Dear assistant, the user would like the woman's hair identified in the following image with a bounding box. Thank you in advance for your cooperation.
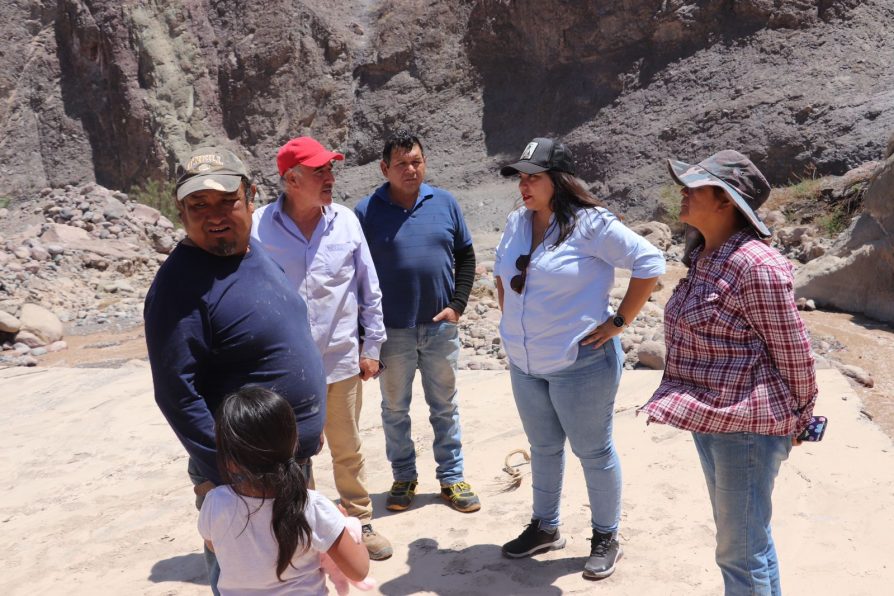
[545,170,607,247]
[215,386,312,580]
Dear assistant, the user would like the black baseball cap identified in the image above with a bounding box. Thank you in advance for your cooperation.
[667,150,772,237]
[500,137,576,177]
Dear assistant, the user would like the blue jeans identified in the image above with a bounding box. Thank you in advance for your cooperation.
[379,322,465,485]
[187,459,221,596]
[692,432,793,596]
[509,338,623,532]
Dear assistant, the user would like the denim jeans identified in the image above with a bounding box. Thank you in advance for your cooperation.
[509,338,623,532]
[379,321,464,485]
[692,432,793,596]
[187,459,221,596]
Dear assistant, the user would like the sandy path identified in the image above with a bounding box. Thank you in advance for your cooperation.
[1,365,891,595]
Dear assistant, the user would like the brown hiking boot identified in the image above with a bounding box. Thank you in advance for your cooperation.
[361,524,393,561]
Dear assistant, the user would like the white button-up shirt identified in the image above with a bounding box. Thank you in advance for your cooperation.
[495,207,666,375]
[252,198,386,384]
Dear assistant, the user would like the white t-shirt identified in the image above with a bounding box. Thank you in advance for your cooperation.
[198,486,346,595]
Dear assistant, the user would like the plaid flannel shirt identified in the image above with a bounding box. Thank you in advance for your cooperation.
[640,229,817,436]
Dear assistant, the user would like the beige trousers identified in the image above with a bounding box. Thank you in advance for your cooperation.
[324,375,373,521]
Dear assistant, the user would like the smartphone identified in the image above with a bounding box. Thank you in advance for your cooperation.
[372,361,387,380]
[797,416,827,442]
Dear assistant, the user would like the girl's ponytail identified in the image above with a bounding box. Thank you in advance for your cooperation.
[271,458,312,579]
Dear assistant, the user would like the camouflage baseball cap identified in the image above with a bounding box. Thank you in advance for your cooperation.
[175,147,250,201]
[667,150,772,237]
[500,137,576,176]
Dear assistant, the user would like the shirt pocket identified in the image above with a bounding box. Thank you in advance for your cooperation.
[679,281,723,330]
[320,242,354,280]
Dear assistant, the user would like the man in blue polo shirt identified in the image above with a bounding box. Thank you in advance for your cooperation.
[355,131,479,514]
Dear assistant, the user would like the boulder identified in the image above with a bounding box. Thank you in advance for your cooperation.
[637,340,666,370]
[630,221,673,251]
[131,203,161,225]
[795,153,894,322]
[40,223,141,259]
[18,303,64,345]
[100,196,128,220]
[13,330,44,349]
[0,310,21,334]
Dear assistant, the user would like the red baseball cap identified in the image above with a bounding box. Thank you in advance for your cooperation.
[276,137,344,176]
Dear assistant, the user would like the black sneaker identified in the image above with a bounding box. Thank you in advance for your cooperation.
[502,520,566,558]
[385,480,418,511]
[583,530,622,579]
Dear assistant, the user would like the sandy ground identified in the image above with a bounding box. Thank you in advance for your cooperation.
[2,363,892,595]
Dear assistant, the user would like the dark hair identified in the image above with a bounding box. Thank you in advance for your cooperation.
[215,386,311,581]
[382,130,424,164]
[544,171,607,247]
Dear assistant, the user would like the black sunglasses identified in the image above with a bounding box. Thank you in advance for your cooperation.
[510,254,531,293]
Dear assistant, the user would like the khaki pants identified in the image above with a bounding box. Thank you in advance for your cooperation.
[324,375,372,521]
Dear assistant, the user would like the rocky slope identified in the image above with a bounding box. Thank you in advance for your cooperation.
[2,1,893,225]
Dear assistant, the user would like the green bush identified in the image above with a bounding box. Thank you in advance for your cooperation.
[785,177,823,204]
[655,183,684,233]
[0,196,9,209]
[816,207,848,237]
[131,179,180,226]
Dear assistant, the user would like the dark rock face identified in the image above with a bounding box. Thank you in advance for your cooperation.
[1,0,891,226]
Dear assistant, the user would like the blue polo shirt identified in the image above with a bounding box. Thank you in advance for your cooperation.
[355,182,472,329]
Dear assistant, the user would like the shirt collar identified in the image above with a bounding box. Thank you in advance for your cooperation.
[691,227,759,266]
[271,192,337,235]
[374,182,434,209]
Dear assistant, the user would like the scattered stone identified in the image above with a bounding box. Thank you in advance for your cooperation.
[13,330,44,348]
[834,362,874,388]
[796,297,817,311]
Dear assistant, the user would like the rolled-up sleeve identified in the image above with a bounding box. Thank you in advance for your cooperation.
[354,226,386,360]
[740,264,818,427]
[587,214,666,279]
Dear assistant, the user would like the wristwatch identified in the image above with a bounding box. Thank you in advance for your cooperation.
[612,314,627,329]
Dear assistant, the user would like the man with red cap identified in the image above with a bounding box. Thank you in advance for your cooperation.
[252,137,392,560]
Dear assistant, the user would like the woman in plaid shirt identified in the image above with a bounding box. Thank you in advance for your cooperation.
[640,150,817,595]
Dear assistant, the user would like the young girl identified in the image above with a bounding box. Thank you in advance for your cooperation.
[199,386,370,594]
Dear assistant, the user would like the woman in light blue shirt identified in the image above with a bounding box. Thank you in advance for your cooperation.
[494,138,665,580]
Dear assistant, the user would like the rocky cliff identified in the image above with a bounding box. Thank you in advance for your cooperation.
[2,0,892,223]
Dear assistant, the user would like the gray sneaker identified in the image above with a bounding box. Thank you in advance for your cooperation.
[502,520,566,558]
[583,530,622,579]
[385,480,418,511]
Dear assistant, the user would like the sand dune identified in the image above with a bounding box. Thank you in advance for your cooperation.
[1,364,891,595]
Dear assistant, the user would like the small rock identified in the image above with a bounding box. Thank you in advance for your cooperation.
[637,340,666,370]
[834,362,874,387]
[15,330,45,348]
[14,354,38,367]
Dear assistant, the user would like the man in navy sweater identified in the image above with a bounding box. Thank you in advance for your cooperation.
[144,147,326,593]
